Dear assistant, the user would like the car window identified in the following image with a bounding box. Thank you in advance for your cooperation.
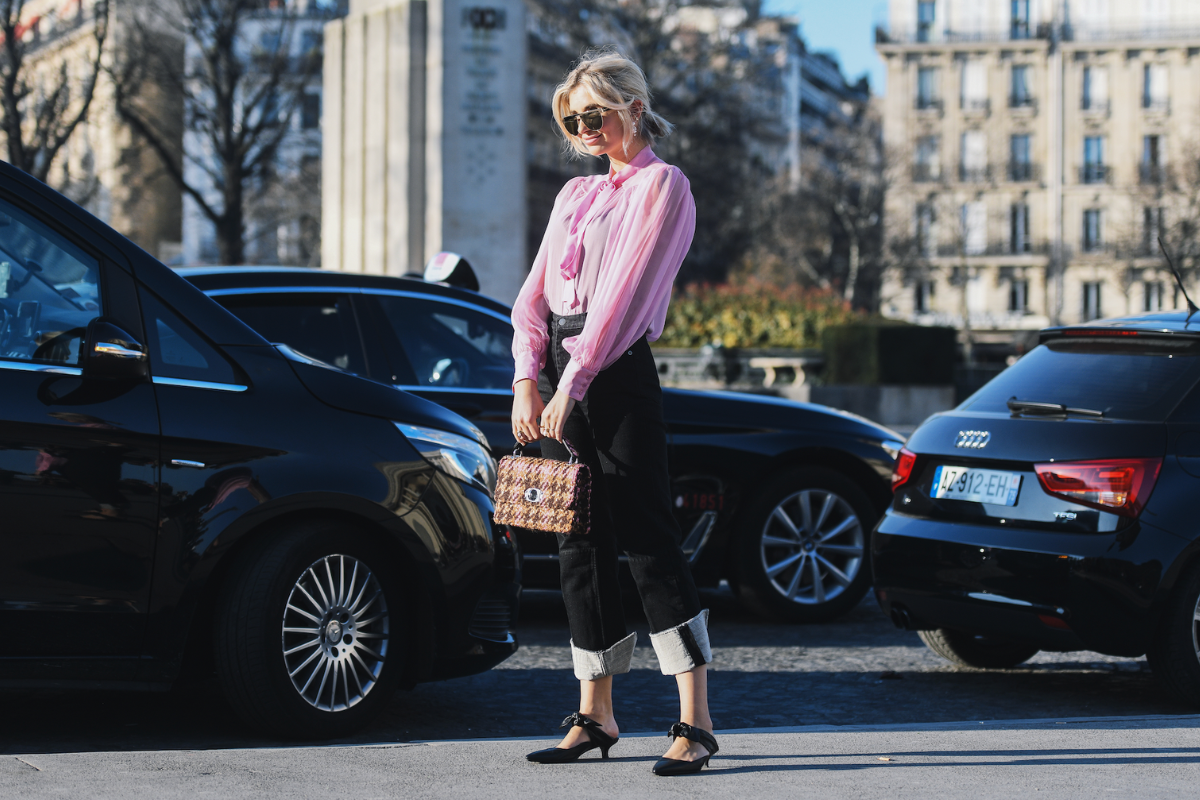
[961,336,1200,421]
[218,293,367,375]
[377,295,514,389]
[141,289,240,386]
[0,197,100,367]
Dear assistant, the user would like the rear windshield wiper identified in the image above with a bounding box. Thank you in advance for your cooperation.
[1007,398,1105,418]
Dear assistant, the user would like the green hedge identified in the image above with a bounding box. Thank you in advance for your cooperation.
[822,323,957,385]
[658,282,863,349]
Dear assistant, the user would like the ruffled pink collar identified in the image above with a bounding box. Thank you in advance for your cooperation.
[557,148,661,307]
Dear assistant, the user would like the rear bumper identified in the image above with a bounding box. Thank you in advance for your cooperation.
[871,511,1187,657]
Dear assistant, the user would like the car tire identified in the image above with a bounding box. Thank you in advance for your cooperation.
[214,520,405,739]
[1146,561,1200,707]
[735,467,876,623]
[918,628,1040,669]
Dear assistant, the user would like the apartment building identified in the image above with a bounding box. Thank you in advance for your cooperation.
[182,4,331,266]
[877,0,1200,357]
[524,3,870,274]
[1,0,183,260]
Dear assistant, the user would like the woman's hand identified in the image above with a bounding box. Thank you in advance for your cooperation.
[540,389,577,442]
[512,379,545,445]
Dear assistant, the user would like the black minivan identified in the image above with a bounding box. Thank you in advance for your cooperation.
[874,313,1200,705]
[0,162,518,737]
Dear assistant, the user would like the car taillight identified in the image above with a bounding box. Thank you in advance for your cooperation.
[1033,457,1163,517]
[892,448,917,491]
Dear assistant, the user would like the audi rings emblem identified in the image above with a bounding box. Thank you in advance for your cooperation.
[954,430,991,449]
[524,487,544,503]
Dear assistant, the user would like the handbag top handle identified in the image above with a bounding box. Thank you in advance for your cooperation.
[512,437,579,465]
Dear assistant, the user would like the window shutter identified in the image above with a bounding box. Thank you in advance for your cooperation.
[1092,66,1108,105]
[962,130,987,171]
[963,201,987,255]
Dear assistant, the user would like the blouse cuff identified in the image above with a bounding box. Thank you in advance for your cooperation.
[512,350,544,392]
[558,359,598,401]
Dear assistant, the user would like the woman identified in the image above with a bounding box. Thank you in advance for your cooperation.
[511,51,717,776]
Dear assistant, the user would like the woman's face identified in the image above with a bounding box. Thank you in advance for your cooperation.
[566,86,633,160]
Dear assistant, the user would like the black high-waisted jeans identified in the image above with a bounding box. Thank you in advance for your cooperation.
[538,311,711,680]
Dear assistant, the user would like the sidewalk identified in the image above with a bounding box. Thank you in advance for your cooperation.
[4,714,1198,799]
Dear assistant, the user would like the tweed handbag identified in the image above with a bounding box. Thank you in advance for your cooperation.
[493,438,591,536]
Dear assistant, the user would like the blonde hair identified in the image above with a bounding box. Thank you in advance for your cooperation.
[552,49,674,157]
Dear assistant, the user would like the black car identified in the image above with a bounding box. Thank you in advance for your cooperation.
[181,267,904,623]
[0,162,518,738]
[875,312,1200,704]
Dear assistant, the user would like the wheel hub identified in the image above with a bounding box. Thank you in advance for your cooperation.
[758,488,864,606]
[281,554,390,712]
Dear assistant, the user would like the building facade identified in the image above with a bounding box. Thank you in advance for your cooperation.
[3,0,183,261]
[877,0,1200,358]
[182,5,329,266]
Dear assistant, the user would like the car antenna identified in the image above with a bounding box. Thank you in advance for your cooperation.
[1158,236,1198,324]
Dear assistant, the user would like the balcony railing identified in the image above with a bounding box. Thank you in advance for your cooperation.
[958,164,991,183]
[880,21,1200,46]
[915,97,943,112]
[1081,99,1110,114]
[1008,94,1037,111]
[1010,21,1033,40]
[1080,240,1113,255]
[1142,98,1171,114]
[1008,162,1041,182]
[1063,23,1200,43]
[876,23,1051,45]
[1140,164,1168,184]
[961,97,990,114]
[912,164,942,183]
[933,241,1050,257]
[1080,164,1110,184]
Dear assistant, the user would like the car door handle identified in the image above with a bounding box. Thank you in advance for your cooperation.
[94,342,147,360]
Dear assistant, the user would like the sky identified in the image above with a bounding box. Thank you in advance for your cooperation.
[763,0,890,96]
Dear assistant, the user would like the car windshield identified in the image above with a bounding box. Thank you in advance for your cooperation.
[960,335,1200,421]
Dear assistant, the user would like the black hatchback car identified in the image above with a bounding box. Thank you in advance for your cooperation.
[875,313,1200,704]
[0,162,518,738]
[181,267,905,623]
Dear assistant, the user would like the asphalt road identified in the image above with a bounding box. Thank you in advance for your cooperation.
[0,586,1187,756]
[4,716,1199,799]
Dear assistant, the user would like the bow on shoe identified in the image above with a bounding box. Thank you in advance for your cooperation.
[667,722,720,756]
[561,712,602,733]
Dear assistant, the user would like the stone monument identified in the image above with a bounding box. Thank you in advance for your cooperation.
[323,0,528,303]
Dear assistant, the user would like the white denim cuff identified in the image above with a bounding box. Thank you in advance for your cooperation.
[570,632,637,681]
[649,609,712,675]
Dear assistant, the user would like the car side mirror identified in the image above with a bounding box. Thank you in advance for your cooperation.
[82,317,149,381]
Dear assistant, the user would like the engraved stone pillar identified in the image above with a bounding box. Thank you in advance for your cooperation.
[324,0,527,303]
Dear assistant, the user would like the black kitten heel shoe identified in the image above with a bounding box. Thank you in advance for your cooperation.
[526,712,619,763]
[652,722,720,776]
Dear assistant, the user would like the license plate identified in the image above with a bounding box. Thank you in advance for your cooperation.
[930,465,1023,506]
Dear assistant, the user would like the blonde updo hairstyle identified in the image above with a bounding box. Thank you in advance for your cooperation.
[552,49,674,157]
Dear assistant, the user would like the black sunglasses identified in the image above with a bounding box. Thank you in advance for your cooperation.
[562,107,611,136]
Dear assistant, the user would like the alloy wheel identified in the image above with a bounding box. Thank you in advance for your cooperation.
[758,489,864,605]
[281,554,390,712]
[1193,593,1200,665]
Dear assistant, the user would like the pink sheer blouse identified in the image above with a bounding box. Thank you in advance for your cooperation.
[511,147,697,401]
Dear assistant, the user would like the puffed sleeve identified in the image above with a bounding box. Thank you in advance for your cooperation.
[556,166,696,400]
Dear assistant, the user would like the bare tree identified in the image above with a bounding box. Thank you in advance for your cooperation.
[0,0,109,186]
[740,103,888,309]
[1113,138,1200,311]
[524,0,778,284]
[110,0,325,264]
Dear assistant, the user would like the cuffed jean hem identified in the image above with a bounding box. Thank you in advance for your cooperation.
[649,609,712,675]
[571,632,638,681]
